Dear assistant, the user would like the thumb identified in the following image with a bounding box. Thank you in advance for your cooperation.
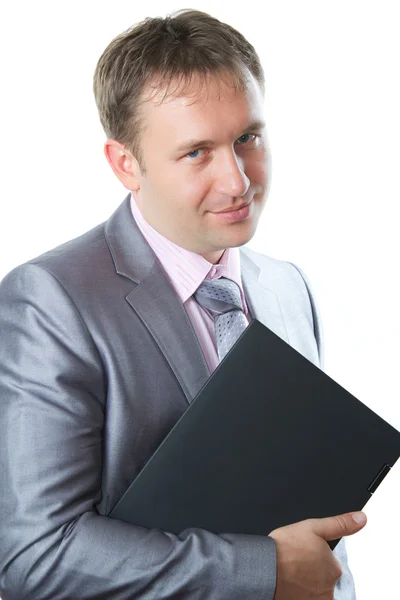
[311,511,367,542]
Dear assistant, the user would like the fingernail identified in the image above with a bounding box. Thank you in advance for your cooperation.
[352,512,367,524]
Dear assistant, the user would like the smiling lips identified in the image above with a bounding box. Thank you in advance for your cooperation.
[216,201,250,213]
[211,200,252,222]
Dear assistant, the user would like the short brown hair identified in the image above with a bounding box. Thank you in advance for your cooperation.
[93,9,264,168]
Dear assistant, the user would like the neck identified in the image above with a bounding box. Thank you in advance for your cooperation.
[200,249,225,264]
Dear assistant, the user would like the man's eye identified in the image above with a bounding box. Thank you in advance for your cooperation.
[236,133,256,144]
[187,149,202,158]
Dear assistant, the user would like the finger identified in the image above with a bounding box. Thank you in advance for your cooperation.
[311,511,367,542]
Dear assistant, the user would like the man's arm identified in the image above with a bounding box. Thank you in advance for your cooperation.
[0,263,276,600]
[287,262,325,369]
[287,261,358,600]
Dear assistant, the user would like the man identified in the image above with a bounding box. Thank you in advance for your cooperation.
[0,9,366,600]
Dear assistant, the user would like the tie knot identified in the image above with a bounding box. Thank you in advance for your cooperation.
[194,277,243,317]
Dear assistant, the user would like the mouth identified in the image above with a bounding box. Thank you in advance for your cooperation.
[215,201,251,214]
[210,200,253,223]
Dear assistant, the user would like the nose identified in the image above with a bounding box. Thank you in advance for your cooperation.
[213,148,250,198]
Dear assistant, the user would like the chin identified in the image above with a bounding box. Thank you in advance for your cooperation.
[213,231,254,254]
[227,220,258,248]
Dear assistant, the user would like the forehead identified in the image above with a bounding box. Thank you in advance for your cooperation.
[139,71,265,140]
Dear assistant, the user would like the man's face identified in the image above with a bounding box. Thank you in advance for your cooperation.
[132,71,270,263]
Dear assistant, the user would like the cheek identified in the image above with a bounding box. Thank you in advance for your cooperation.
[180,170,213,210]
[246,149,270,182]
[246,156,270,192]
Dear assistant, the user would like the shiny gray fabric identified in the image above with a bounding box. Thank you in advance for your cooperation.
[0,195,356,599]
[194,277,248,360]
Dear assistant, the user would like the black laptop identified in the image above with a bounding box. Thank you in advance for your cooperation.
[110,319,400,549]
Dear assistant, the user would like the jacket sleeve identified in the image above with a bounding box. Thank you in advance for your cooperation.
[0,263,276,600]
[287,262,325,370]
[287,261,357,600]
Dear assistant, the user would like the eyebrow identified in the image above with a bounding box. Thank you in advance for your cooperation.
[175,120,266,154]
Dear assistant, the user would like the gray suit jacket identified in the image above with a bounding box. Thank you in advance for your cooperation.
[0,196,356,599]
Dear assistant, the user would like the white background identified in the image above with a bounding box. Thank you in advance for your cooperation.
[0,1,399,598]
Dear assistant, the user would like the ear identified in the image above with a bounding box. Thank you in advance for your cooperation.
[104,139,142,190]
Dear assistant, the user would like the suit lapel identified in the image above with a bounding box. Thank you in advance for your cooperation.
[105,196,210,404]
[240,249,289,343]
[126,276,211,403]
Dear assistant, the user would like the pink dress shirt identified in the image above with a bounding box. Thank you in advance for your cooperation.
[130,193,251,374]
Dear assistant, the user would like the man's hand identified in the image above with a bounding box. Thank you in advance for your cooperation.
[269,511,367,600]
